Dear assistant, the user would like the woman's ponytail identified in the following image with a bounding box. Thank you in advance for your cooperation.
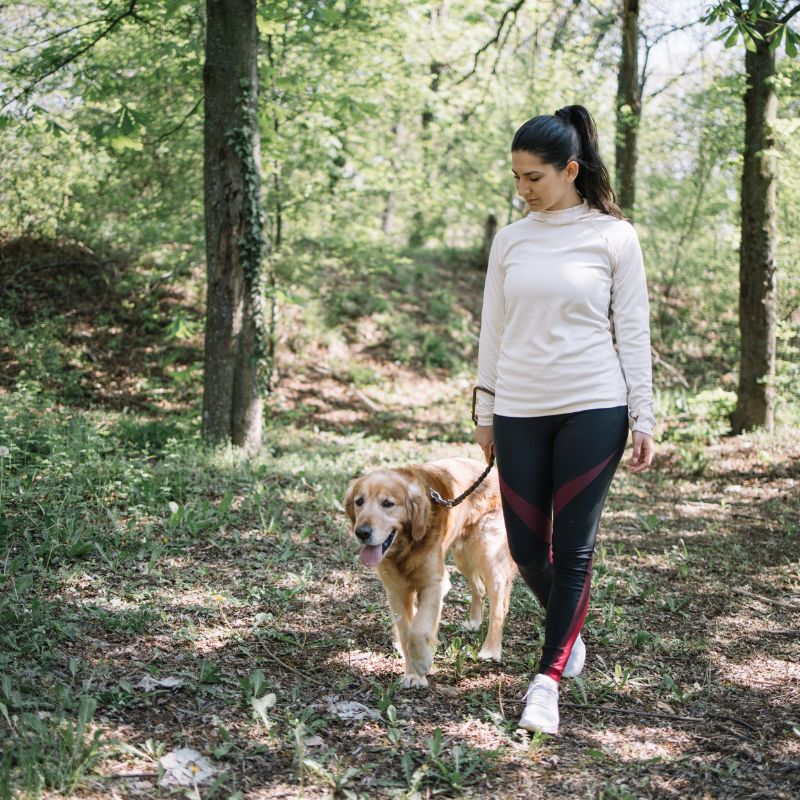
[512,105,624,220]
[555,105,623,219]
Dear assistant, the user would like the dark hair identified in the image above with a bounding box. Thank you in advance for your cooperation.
[511,105,624,219]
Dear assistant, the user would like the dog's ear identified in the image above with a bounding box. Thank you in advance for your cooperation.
[343,479,357,522]
[406,482,430,540]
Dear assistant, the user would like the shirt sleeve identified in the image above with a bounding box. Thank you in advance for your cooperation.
[610,223,656,436]
[476,234,504,426]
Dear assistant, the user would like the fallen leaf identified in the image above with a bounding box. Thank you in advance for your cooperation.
[158,747,216,787]
[325,699,381,721]
[252,692,277,728]
[136,676,184,691]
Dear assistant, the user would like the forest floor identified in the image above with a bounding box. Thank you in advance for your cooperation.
[1,239,799,799]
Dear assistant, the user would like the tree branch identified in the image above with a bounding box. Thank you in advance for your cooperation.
[0,16,108,54]
[1,0,140,111]
[457,0,527,84]
[144,96,204,146]
[639,20,705,96]
[779,3,800,24]
[551,0,583,51]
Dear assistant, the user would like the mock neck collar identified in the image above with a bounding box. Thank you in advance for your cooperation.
[527,198,591,224]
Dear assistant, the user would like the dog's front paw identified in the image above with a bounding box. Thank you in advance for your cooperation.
[408,635,434,676]
[477,646,502,663]
[461,618,481,632]
[400,673,429,689]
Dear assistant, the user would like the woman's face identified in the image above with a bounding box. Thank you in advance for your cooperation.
[511,151,580,212]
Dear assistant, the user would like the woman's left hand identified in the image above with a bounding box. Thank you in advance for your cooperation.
[628,431,654,473]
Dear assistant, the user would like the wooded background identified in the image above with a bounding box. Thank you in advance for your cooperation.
[1,4,800,798]
[1,0,798,442]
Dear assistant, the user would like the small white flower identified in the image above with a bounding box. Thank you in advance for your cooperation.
[0,446,9,457]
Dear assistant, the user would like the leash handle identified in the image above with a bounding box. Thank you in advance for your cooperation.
[429,385,497,508]
[471,385,496,425]
[429,454,495,508]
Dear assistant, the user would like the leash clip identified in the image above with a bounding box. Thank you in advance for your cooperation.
[429,488,454,508]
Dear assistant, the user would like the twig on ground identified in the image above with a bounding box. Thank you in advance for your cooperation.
[256,640,328,687]
[731,587,800,612]
[103,773,159,780]
[711,723,755,743]
[309,364,380,412]
[498,673,504,720]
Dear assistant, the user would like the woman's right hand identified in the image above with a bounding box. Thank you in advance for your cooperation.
[475,424,494,464]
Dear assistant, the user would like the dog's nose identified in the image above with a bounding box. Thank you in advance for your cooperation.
[355,525,372,542]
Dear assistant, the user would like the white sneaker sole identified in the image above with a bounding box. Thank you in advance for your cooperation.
[518,716,558,735]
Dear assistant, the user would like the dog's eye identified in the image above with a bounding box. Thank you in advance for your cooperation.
[381,499,395,508]
[355,497,364,507]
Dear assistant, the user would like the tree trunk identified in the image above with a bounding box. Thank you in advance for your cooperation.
[202,0,264,449]
[481,213,497,267]
[615,0,640,220]
[731,21,778,434]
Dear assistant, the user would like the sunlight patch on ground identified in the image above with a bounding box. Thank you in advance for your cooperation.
[575,724,699,762]
[324,648,401,678]
[714,653,800,697]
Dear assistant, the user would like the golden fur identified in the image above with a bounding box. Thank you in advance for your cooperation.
[344,457,517,688]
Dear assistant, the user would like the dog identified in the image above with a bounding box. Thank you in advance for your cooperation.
[344,457,517,688]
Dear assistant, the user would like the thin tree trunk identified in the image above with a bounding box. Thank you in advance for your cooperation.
[732,20,778,434]
[615,0,640,220]
[202,0,264,449]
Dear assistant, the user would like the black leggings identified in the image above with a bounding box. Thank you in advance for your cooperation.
[493,406,628,681]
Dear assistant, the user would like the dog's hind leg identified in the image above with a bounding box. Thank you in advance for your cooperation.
[478,572,511,663]
[463,575,485,631]
[452,549,485,631]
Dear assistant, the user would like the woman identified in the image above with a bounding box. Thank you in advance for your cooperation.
[474,105,655,734]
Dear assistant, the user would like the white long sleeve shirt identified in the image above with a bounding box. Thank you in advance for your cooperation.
[476,199,655,435]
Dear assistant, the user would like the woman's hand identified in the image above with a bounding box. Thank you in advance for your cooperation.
[628,431,654,473]
[475,424,494,464]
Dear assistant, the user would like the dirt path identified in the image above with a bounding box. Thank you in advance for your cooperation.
[43,398,797,800]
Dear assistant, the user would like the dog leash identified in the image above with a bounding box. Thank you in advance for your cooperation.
[429,453,495,508]
[429,385,496,509]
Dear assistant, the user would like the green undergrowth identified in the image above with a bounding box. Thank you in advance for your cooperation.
[275,238,484,372]
[1,237,798,797]
[1,383,798,797]
[0,392,484,797]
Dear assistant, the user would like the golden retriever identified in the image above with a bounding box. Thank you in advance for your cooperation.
[344,457,517,688]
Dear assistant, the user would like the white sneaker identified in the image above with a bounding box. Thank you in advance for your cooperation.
[518,674,559,734]
[562,634,585,678]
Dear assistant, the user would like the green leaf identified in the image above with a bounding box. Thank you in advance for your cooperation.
[257,17,285,35]
[787,29,799,58]
[743,31,758,52]
[768,25,784,50]
[45,118,69,137]
[723,25,740,48]
[218,490,234,517]
[108,135,143,152]
[14,574,33,597]
[116,105,138,135]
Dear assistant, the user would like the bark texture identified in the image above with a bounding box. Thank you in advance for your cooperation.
[615,0,640,220]
[202,0,263,449]
[732,20,778,434]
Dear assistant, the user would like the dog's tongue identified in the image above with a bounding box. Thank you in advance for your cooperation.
[359,544,384,568]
